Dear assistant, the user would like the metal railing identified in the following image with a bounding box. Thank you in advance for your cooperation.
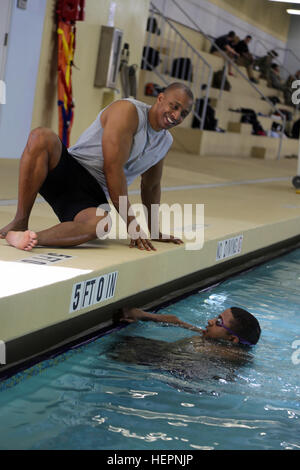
[166,0,287,160]
[252,40,300,113]
[254,39,295,81]
[254,41,300,77]
[142,2,213,131]
[276,47,300,76]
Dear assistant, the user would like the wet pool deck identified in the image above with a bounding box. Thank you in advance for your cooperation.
[1,151,300,375]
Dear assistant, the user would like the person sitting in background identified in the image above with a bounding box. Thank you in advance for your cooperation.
[234,35,259,84]
[269,63,296,106]
[254,50,278,81]
[210,31,239,76]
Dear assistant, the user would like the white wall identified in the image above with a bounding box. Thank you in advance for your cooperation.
[0,0,47,159]
[0,0,12,81]
[284,16,300,76]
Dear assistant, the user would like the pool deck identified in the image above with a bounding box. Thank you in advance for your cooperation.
[1,150,300,376]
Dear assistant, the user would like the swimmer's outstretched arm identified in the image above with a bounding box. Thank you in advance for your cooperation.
[120,307,204,334]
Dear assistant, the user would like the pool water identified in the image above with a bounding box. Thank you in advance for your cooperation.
[0,249,300,450]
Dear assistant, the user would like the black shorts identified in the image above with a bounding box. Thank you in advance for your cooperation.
[39,143,109,222]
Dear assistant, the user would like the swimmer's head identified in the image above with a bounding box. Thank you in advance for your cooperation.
[202,307,261,346]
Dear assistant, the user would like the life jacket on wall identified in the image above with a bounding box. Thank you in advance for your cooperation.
[56,0,85,146]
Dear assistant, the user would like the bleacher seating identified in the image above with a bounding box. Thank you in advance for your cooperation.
[138,25,300,160]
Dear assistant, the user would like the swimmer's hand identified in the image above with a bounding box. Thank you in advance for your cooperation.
[151,231,183,245]
[119,307,147,323]
[119,308,204,333]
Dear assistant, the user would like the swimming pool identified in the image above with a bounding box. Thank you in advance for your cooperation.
[0,248,299,450]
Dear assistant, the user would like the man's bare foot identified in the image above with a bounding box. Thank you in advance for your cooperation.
[0,219,28,239]
[5,230,38,251]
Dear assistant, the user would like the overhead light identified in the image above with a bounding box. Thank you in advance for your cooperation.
[287,8,300,13]
[269,0,300,4]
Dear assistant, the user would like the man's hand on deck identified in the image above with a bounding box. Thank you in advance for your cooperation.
[128,231,183,250]
[128,222,156,251]
[151,231,184,245]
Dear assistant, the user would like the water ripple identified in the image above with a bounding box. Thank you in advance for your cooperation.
[103,403,280,430]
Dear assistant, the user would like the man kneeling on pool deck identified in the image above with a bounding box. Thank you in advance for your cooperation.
[119,306,261,347]
[0,82,193,252]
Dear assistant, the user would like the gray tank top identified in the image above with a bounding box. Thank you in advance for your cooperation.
[68,99,173,198]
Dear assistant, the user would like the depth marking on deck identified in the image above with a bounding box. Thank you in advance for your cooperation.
[69,271,118,313]
[19,253,74,265]
[216,234,243,261]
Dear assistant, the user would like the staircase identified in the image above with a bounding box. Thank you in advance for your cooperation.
[137,1,300,161]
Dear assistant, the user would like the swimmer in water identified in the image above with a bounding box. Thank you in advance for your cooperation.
[119,306,261,347]
[109,306,261,382]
